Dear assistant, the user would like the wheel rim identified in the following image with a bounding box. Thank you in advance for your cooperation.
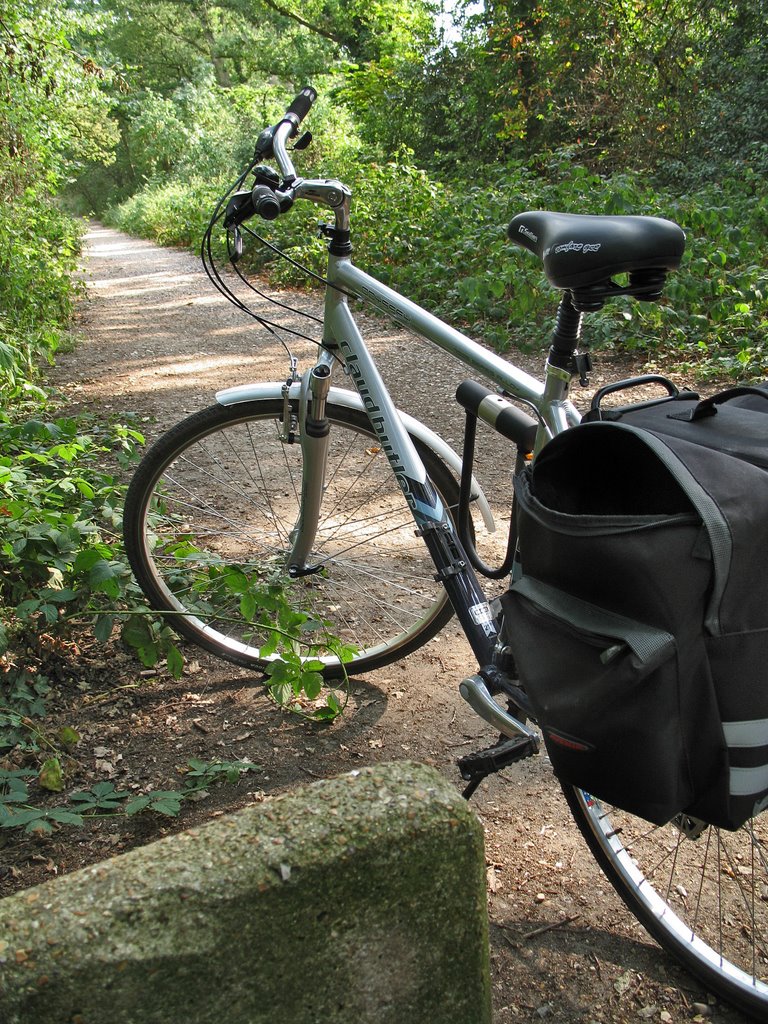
[132,406,451,670]
[571,788,768,1015]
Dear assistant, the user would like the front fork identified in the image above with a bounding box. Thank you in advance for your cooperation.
[286,355,334,576]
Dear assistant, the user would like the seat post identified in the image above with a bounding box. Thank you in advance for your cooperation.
[548,291,583,369]
[548,291,592,386]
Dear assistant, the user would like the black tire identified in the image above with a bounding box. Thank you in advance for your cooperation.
[123,399,459,676]
[563,785,768,1019]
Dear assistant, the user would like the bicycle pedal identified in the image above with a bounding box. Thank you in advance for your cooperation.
[458,733,539,784]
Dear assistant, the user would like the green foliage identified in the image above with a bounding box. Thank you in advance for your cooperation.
[0,759,261,833]
[74,0,435,98]
[0,0,118,198]
[0,409,192,751]
[337,0,766,182]
[96,79,365,220]
[0,673,51,754]
[0,200,84,404]
[1,413,149,626]
[0,0,117,412]
[0,406,352,839]
[688,2,768,182]
[61,0,765,379]
[114,130,765,376]
[110,177,219,248]
[140,552,355,718]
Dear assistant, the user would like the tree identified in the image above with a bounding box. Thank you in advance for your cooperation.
[402,0,751,174]
[0,0,117,199]
[76,0,436,95]
[686,0,768,180]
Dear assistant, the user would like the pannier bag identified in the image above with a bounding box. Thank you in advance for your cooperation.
[502,406,768,829]
[583,379,768,466]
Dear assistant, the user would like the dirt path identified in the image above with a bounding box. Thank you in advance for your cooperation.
[21,224,750,1023]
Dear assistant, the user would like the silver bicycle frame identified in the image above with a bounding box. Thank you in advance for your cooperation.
[327,254,580,440]
[289,254,579,666]
[230,124,582,667]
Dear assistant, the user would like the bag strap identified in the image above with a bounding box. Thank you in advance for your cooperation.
[668,386,768,422]
[593,423,733,635]
[512,576,676,669]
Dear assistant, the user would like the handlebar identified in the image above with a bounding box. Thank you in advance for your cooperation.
[222,87,351,235]
[251,184,281,221]
[253,86,317,169]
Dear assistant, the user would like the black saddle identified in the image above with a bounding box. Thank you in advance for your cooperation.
[508,211,686,291]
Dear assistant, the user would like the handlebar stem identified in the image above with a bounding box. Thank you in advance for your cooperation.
[294,180,351,232]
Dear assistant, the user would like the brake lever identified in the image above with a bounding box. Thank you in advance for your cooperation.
[224,190,255,229]
[253,126,275,161]
[231,227,243,263]
[292,131,312,151]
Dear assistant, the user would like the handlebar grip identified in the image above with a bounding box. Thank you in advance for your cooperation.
[251,185,281,221]
[284,86,317,126]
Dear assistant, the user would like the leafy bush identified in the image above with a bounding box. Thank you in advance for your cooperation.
[0,412,176,659]
[0,406,354,833]
[0,197,84,402]
[111,177,220,249]
[0,759,262,835]
[106,118,766,377]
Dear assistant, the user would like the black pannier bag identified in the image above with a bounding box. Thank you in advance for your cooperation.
[583,378,768,464]
[502,413,768,829]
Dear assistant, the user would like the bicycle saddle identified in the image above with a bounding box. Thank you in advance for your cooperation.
[507,211,686,290]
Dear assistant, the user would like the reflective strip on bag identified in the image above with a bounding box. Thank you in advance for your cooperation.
[729,763,768,797]
[723,719,768,748]
[723,721,768,796]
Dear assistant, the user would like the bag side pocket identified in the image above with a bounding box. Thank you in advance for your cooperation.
[503,576,690,825]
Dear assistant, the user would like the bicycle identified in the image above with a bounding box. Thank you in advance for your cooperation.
[123,87,768,1019]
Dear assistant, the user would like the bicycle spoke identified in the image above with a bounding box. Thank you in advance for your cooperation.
[566,787,768,1018]
[124,400,456,675]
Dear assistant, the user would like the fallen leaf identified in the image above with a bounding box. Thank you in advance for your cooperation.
[613,970,633,996]
[58,726,80,749]
[38,758,64,792]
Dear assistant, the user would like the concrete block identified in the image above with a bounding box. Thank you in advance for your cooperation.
[0,762,491,1024]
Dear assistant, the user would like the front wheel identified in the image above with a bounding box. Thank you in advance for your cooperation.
[564,785,768,1019]
[123,399,459,677]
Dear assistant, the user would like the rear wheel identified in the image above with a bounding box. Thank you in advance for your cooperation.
[123,399,459,676]
[564,786,768,1019]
